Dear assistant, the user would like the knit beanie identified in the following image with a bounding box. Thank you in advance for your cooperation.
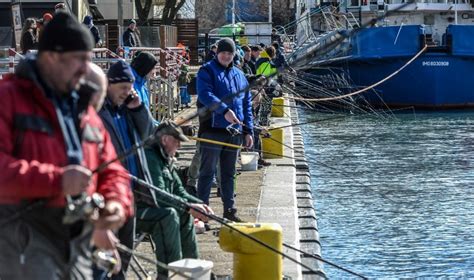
[38,12,94,53]
[217,38,235,54]
[107,60,135,84]
[130,51,158,77]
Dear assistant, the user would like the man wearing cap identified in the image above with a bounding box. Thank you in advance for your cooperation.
[137,120,213,278]
[123,19,140,47]
[0,12,133,279]
[130,51,158,111]
[98,60,155,279]
[196,37,254,222]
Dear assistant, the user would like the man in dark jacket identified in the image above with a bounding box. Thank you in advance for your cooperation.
[204,44,217,63]
[0,12,133,279]
[83,15,102,47]
[98,60,155,279]
[248,45,262,74]
[197,38,254,222]
[141,121,214,278]
[122,19,140,47]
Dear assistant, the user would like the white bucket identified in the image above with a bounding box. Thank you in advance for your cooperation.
[240,151,259,171]
[168,258,214,280]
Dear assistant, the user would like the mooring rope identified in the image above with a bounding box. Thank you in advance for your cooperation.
[286,45,428,102]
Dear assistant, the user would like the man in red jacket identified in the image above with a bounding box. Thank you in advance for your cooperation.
[0,12,133,279]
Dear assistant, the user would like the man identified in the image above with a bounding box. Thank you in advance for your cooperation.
[140,121,214,278]
[205,44,217,63]
[197,38,254,222]
[241,45,254,75]
[85,62,107,111]
[122,19,140,47]
[130,51,158,111]
[249,45,262,74]
[0,12,133,279]
[271,28,282,45]
[83,15,102,47]
[98,60,155,279]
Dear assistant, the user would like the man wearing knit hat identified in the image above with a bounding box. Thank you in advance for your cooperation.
[0,12,133,279]
[196,37,254,222]
[98,60,155,279]
[123,19,140,47]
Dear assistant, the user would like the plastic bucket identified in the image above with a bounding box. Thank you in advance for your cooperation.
[240,152,259,171]
[168,258,213,280]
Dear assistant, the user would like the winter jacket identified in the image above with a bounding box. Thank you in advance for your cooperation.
[0,57,133,215]
[196,58,253,135]
[255,50,278,77]
[131,67,151,110]
[142,145,201,209]
[90,25,101,45]
[99,100,157,206]
[21,30,37,54]
[123,28,139,47]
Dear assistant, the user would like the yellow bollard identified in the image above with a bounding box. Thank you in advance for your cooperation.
[219,223,283,280]
[271,97,285,117]
[261,128,284,158]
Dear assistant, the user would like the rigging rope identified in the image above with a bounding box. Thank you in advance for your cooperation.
[286,45,428,102]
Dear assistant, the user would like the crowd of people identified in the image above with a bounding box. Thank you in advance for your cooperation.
[2,7,293,280]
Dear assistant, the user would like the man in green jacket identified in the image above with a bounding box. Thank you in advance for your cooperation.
[138,120,214,279]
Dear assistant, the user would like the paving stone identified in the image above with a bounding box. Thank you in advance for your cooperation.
[300,229,320,242]
[298,217,318,229]
[297,198,314,208]
[296,192,313,200]
[298,208,316,219]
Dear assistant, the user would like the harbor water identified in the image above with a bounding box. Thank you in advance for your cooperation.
[299,111,474,278]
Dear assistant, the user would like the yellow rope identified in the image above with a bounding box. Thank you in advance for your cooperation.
[287,45,428,102]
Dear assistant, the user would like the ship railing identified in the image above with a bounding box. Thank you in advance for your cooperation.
[347,12,361,28]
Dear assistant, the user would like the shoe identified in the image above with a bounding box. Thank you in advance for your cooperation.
[258,159,271,167]
[223,208,244,222]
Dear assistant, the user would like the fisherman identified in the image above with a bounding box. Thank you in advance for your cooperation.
[139,120,214,278]
[130,51,158,111]
[98,60,155,279]
[249,45,262,74]
[85,62,108,111]
[196,38,254,222]
[0,12,133,279]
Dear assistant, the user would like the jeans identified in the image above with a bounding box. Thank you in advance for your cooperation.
[197,131,242,210]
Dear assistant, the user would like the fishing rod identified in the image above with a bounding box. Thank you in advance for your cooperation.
[129,175,367,279]
[190,135,397,204]
[93,73,276,175]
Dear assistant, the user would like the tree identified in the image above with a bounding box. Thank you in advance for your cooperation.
[162,0,187,25]
[135,0,153,25]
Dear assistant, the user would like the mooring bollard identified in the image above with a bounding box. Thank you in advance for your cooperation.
[271,97,285,117]
[219,223,283,280]
[262,127,284,158]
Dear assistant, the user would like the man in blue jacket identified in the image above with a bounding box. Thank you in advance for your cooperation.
[196,38,254,222]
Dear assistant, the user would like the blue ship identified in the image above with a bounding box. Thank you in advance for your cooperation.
[289,1,474,109]
[314,25,474,109]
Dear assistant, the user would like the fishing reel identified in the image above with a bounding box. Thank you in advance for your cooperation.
[92,250,118,277]
[63,193,105,224]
